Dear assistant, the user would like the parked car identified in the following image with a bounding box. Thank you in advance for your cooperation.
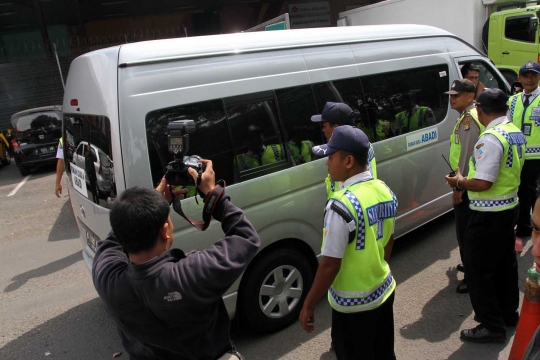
[72,141,113,197]
[0,131,11,166]
[10,106,62,176]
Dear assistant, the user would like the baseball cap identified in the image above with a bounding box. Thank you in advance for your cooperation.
[519,61,540,75]
[445,79,476,94]
[475,88,508,109]
[311,102,355,126]
[311,125,369,157]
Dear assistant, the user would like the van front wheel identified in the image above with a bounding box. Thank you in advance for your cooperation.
[238,248,314,333]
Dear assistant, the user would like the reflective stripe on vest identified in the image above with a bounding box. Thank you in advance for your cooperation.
[508,92,540,160]
[325,180,397,313]
[449,108,483,171]
[468,122,525,212]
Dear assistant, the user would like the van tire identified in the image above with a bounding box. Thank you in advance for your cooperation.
[238,248,314,333]
[501,71,517,86]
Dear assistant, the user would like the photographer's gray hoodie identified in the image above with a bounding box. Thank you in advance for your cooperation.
[92,193,260,360]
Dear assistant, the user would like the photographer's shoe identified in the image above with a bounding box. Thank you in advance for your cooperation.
[460,325,506,343]
[456,264,465,273]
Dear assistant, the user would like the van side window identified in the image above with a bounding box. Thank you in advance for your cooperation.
[145,100,234,196]
[224,93,288,182]
[360,65,449,136]
[312,82,343,112]
[505,15,535,43]
[63,115,115,209]
[275,85,322,165]
[459,61,506,92]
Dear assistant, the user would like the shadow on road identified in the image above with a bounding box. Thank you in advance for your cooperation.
[0,298,121,360]
[0,162,56,188]
[3,252,81,293]
[48,201,78,242]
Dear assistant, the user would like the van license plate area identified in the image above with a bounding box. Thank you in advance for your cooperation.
[82,224,99,252]
[35,146,55,155]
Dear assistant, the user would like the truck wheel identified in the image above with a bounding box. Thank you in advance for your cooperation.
[19,167,29,176]
[501,71,517,85]
[238,248,314,333]
[1,149,10,165]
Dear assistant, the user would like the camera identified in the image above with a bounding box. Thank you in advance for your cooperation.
[165,120,205,187]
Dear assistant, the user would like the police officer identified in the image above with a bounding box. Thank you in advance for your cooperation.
[357,105,392,143]
[287,126,314,164]
[300,125,398,359]
[55,137,64,198]
[311,102,377,198]
[446,89,525,343]
[507,61,540,252]
[234,125,284,173]
[394,93,436,135]
[445,79,485,294]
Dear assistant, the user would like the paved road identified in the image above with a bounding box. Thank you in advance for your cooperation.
[0,161,535,360]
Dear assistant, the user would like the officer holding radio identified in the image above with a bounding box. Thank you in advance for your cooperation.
[507,61,540,252]
[445,79,484,294]
[446,89,525,343]
[93,120,259,360]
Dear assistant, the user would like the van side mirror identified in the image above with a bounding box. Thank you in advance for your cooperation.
[528,17,538,32]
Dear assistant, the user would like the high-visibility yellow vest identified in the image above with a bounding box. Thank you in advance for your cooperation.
[324,178,397,313]
[449,108,484,172]
[395,107,429,134]
[508,93,540,159]
[325,144,377,199]
[356,120,390,143]
[287,140,314,164]
[468,122,526,212]
[235,144,284,171]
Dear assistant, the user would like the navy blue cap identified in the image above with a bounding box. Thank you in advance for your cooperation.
[311,102,355,126]
[445,79,475,94]
[519,61,540,75]
[311,125,369,157]
[475,88,508,109]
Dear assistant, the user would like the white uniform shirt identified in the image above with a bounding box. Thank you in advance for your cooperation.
[470,116,507,183]
[56,141,63,160]
[322,171,394,259]
[506,86,540,119]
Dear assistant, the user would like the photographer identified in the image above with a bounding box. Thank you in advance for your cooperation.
[92,159,260,360]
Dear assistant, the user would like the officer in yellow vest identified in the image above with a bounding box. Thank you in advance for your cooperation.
[445,79,485,294]
[356,105,391,143]
[507,61,540,252]
[55,137,65,198]
[287,126,314,164]
[311,102,377,199]
[300,125,398,359]
[394,93,436,135]
[446,89,525,343]
[233,125,284,174]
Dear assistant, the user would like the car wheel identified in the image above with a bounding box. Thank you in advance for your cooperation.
[238,248,314,333]
[19,167,29,176]
[1,149,10,165]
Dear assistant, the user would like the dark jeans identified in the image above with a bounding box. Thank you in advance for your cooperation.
[453,191,471,271]
[464,207,519,333]
[517,159,540,234]
[331,291,396,360]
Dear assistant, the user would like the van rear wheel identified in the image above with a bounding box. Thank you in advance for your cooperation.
[238,248,314,333]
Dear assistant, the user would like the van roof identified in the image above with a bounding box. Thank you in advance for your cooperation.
[117,24,454,67]
[11,105,62,119]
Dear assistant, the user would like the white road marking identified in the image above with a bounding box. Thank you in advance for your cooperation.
[7,175,31,197]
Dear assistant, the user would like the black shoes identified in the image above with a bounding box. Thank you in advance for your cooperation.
[457,264,465,273]
[460,325,506,343]
[456,280,468,294]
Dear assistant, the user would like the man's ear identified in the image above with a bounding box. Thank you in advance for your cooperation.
[159,221,170,243]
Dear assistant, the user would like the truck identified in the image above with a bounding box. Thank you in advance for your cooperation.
[338,0,540,84]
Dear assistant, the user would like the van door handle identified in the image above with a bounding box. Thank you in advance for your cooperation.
[502,51,510,54]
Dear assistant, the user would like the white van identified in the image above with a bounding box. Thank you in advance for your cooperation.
[62,25,510,332]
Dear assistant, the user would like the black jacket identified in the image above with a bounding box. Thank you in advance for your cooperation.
[92,193,260,360]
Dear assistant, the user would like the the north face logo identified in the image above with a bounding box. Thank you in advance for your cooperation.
[164,291,182,302]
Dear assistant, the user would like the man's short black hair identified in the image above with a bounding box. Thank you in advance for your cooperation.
[110,186,170,254]
[340,150,369,167]
[461,63,480,78]
[478,104,508,116]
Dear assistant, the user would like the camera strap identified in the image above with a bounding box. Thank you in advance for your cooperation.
[171,180,226,231]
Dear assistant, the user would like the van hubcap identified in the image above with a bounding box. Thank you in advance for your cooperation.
[259,265,303,318]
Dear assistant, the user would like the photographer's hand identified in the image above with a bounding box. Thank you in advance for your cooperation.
[156,176,187,203]
[188,159,215,196]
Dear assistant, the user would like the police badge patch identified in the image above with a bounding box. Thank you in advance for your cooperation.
[463,118,471,131]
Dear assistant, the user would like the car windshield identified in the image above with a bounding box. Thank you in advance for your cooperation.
[12,111,61,133]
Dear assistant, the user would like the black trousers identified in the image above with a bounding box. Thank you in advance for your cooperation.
[453,191,471,271]
[331,291,396,360]
[517,159,540,234]
[464,207,519,333]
